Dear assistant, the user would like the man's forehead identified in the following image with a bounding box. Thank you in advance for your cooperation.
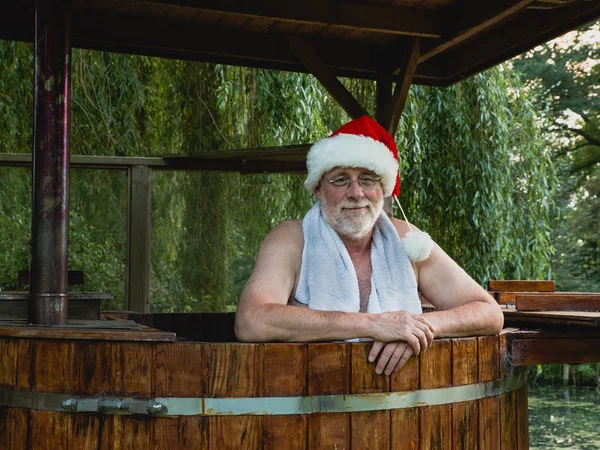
[325,167,378,177]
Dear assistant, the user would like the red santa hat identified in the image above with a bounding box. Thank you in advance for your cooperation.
[304,116,400,197]
[304,115,433,262]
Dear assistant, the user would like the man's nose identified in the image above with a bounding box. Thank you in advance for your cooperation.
[346,179,365,198]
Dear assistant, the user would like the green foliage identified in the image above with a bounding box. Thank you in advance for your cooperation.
[532,363,600,387]
[398,68,555,283]
[0,41,32,154]
[0,43,35,291]
[512,21,600,292]
[0,39,556,310]
[0,168,30,290]
[69,169,127,309]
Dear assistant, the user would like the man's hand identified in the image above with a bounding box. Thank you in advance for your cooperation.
[371,311,435,355]
[369,341,414,375]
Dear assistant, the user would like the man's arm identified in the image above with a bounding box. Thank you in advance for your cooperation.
[417,240,504,337]
[235,220,370,342]
[235,221,434,352]
[369,220,504,375]
[387,218,503,338]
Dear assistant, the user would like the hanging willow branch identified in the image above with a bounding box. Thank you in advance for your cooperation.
[0,41,556,308]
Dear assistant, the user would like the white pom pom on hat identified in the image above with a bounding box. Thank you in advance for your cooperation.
[305,115,434,262]
[403,231,434,262]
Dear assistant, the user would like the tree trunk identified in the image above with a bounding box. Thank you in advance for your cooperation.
[562,364,569,386]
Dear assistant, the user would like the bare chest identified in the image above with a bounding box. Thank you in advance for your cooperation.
[351,256,372,313]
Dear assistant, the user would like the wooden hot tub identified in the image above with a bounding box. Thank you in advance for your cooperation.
[0,313,528,449]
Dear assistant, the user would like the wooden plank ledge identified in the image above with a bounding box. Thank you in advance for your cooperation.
[488,280,555,292]
[503,308,600,327]
[516,293,600,311]
[511,334,600,365]
[0,292,114,300]
[0,319,176,341]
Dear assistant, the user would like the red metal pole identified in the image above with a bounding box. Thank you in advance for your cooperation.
[28,0,72,325]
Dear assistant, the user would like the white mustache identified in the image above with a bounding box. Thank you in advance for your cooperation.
[340,201,371,209]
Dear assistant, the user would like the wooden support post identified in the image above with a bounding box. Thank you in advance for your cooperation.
[126,166,151,312]
[376,71,392,125]
[29,0,72,325]
[374,40,419,217]
[288,36,367,119]
[382,38,420,137]
[375,72,394,216]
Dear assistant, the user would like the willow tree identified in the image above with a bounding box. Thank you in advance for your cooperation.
[513,21,599,292]
[398,68,555,283]
[0,39,555,310]
[0,41,33,289]
[172,63,233,312]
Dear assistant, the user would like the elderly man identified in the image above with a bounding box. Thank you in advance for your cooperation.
[235,116,503,376]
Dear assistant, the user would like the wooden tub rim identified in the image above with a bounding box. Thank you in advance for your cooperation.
[0,368,529,417]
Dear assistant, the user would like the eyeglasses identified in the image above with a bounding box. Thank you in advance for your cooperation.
[325,175,382,191]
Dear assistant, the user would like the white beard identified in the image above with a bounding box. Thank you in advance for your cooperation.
[321,195,383,240]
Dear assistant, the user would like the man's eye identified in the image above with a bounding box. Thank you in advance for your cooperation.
[358,177,377,186]
[332,178,349,186]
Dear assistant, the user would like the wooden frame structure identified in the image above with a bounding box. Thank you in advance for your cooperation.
[3,0,600,86]
[1,2,599,448]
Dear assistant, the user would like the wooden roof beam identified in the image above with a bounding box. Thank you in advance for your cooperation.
[426,1,600,85]
[145,0,442,38]
[61,10,443,83]
[528,0,581,9]
[419,0,537,64]
[0,9,446,85]
[288,36,368,120]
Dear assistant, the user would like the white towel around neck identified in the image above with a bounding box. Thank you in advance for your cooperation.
[295,202,422,314]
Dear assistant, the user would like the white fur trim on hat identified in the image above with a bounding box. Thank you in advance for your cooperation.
[304,133,398,197]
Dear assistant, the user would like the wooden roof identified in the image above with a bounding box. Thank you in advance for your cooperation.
[2,0,599,87]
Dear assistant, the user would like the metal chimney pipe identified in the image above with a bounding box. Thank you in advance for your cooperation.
[28,0,72,325]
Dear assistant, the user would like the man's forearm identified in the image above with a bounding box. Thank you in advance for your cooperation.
[235,303,373,342]
[423,300,504,338]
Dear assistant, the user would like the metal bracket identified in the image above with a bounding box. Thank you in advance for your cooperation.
[61,396,167,415]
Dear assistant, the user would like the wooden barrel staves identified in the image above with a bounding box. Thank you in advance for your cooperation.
[0,323,528,449]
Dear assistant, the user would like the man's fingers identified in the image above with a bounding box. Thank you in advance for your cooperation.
[375,343,397,375]
[406,334,421,355]
[369,341,385,363]
[413,320,434,347]
[371,341,417,376]
[424,326,434,346]
[384,344,408,376]
[413,314,436,334]
[416,328,428,354]
[414,318,434,334]
[393,345,414,373]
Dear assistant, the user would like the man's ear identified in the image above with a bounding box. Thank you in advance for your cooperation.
[313,184,322,201]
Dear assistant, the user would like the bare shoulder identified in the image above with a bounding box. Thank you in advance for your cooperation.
[263,219,303,251]
[239,219,304,308]
[390,217,421,239]
[252,219,303,276]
